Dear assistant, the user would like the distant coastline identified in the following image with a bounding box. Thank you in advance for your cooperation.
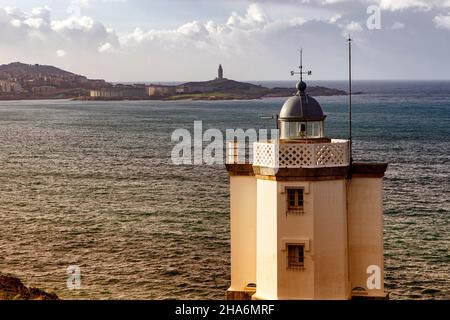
[74,85,348,102]
[0,62,347,102]
[0,87,348,102]
[1,87,348,102]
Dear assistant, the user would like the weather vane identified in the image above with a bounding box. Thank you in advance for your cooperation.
[290,48,312,82]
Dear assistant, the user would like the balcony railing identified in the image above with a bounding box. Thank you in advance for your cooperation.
[226,141,254,165]
[227,140,350,168]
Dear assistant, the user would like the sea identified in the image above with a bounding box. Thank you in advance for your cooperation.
[0,80,448,300]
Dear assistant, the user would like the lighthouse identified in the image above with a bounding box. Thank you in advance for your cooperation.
[225,75,388,299]
[218,64,224,80]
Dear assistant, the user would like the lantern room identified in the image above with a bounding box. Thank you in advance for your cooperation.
[279,81,326,140]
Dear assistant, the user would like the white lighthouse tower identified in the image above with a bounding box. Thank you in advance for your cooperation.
[225,78,388,300]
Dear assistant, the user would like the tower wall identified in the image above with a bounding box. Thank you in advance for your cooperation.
[254,179,279,300]
[276,181,315,299]
[311,180,350,299]
[347,176,385,298]
[254,177,350,300]
[227,175,257,298]
[275,179,349,299]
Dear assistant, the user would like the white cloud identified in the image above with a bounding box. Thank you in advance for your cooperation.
[118,3,315,54]
[345,21,363,31]
[98,42,113,53]
[10,19,21,27]
[0,6,119,57]
[71,0,92,7]
[391,22,406,29]
[226,3,268,29]
[246,3,267,23]
[249,0,450,10]
[328,14,342,24]
[377,0,431,11]
[1,1,449,81]
[23,17,46,29]
[433,13,450,29]
[31,6,51,21]
[374,0,450,11]
[177,21,208,37]
[4,6,26,19]
[56,49,67,57]
[51,16,95,31]
[69,0,127,9]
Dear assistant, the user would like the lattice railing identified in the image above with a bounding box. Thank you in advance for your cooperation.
[252,140,349,168]
[254,142,277,168]
[226,142,254,164]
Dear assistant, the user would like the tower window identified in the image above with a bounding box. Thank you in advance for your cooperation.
[287,188,304,212]
[287,244,305,269]
[300,124,306,137]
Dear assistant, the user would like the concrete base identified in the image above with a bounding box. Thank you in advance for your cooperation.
[226,289,256,300]
[352,292,390,300]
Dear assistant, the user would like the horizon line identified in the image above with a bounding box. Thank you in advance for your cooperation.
[109,78,450,83]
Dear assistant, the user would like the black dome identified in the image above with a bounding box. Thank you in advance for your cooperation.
[279,82,325,121]
[297,81,307,92]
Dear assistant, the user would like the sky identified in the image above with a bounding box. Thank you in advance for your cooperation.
[0,0,450,81]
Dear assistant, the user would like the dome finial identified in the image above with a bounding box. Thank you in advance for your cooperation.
[297,81,307,93]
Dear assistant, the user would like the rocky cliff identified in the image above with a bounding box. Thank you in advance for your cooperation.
[0,275,59,300]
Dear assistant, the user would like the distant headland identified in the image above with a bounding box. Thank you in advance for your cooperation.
[0,62,347,101]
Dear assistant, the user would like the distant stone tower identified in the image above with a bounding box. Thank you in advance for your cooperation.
[218,64,224,80]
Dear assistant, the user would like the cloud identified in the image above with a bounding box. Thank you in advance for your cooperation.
[7,6,52,30]
[226,3,269,29]
[56,49,67,57]
[98,42,113,53]
[0,6,119,47]
[328,14,342,24]
[249,0,450,11]
[339,20,362,36]
[118,2,338,56]
[368,0,450,11]
[376,0,432,11]
[70,0,127,9]
[177,21,209,38]
[246,3,267,23]
[51,16,95,31]
[433,13,450,29]
[0,1,441,63]
[4,6,26,19]
[390,22,406,29]
[31,6,51,21]
[71,0,92,7]
[1,1,450,81]
[345,21,363,31]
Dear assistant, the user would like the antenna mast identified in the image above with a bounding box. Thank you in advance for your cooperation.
[348,36,353,165]
[300,49,303,82]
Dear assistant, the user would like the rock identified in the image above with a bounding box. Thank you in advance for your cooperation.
[422,288,440,295]
[0,275,59,300]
